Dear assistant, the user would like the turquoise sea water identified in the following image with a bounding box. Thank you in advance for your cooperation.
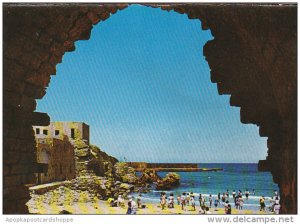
[132,163,279,211]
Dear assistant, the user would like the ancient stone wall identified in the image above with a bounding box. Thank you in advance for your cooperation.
[35,137,76,184]
[3,3,297,213]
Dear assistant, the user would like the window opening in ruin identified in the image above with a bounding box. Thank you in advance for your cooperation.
[43,129,48,135]
[36,128,40,134]
[55,130,59,136]
[71,128,75,139]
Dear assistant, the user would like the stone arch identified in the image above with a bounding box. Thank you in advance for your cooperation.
[3,3,297,214]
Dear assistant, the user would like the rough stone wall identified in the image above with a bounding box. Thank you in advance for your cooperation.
[81,123,90,145]
[35,137,76,184]
[3,3,296,214]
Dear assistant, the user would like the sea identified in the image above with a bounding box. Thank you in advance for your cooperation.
[131,163,279,211]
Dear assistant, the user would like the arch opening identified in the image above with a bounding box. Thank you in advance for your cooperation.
[3,3,297,214]
[37,5,268,164]
[35,4,275,214]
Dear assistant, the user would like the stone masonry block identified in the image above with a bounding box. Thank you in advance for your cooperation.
[4,175,22,187]
[3,152,20,165]
[3,165,11,176]
[11,164,30,175]
[19,152,36,164]
[3,185,29,200]
[3,199,17,214]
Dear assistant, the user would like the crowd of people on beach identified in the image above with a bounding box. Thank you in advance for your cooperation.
[109,189,280,215]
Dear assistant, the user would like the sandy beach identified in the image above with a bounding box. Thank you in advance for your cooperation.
[27,197,270,215]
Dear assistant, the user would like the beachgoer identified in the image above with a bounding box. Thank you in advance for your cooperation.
[137,194,142,208]
[235,196,240,209]
[199,194,202,207]
[227,204,232,214]
[245,189,250,200]
[117,194,124,207]
[186,193,190,205]
[274,190,278,197]
[274,203,280,214]
[201,195,206,206]
[232,190,236,199]
[226,189,229,198]
[209,194,213,208]
[214,199,219,211]
[275,196,280,205]
[218,192,221,205]
[161,192,167,210]
[181,192,186,210]
[224,202,229,214]
[267,197,275,212]
[206,206,211,214]
[221,193,226,203]
[168,193,174,208]
[239,197,244,210]
[131,199,137,214]
[127,201,132,214]
[238,189,242,197]
[260,196,266,211]
[177,195,181,205]
[190,196,196,211]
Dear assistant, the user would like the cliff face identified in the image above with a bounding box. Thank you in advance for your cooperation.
[3,3,296,214]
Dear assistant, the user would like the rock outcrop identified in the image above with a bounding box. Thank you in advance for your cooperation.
[136,169,180,191]
[155,172,180,190]
[138,169,161,185]
[114,162,139,184]
[65,141,136,200]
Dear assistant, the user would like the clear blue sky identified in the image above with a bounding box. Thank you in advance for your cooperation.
[36,5,267,163]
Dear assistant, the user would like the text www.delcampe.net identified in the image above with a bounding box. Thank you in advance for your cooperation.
[207,216,294,224]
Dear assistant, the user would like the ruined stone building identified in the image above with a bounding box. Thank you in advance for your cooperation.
[33,122,90,184]
[34,121,90,144]
[35,137,75,184]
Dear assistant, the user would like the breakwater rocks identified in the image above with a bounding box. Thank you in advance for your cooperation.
[126,162,223,172]
[151,168,223,172]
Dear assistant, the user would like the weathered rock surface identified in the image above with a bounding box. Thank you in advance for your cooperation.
[135,169,180,191]
[114,162,139,184]
[155,172,180,190]
[138,169,161,185]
